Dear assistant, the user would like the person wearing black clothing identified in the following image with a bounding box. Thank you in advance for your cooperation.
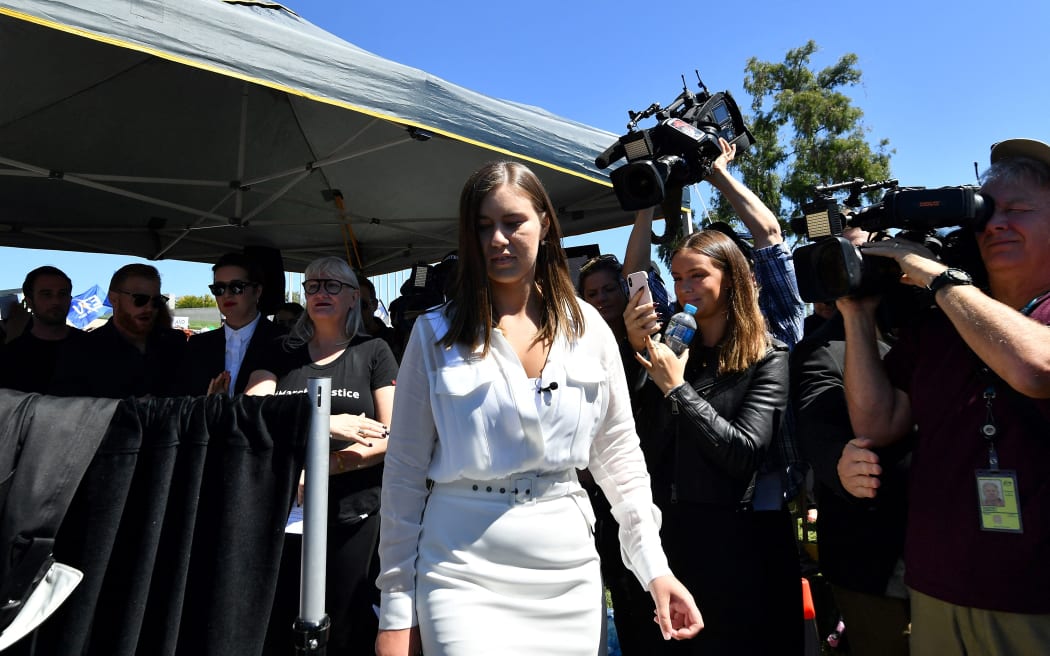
[177,253,284,396]
[51,264,185,398]
[626,229,798,655]
[358,276,401,362]
[248,256,397,655]
[792,314,912,656]
[0,266,82,393]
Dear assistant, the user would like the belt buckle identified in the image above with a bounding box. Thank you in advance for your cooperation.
[513,477,534,505]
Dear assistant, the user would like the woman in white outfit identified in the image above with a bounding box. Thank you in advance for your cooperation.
[375,161,702,656]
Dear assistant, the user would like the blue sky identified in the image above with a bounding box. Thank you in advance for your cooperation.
[3,0,1048,301]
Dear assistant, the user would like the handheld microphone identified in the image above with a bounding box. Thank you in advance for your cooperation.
[537,381,559,393]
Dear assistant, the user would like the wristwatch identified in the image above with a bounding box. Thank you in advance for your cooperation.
[927,268,973,294]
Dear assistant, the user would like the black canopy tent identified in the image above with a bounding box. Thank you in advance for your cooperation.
[0,0,628,275]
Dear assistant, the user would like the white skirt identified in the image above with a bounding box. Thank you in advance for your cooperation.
[416,475,602,656]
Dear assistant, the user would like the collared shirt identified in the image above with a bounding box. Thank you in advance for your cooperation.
[224,313,260,396]
[753,242,805,349]
[378,303,670,630]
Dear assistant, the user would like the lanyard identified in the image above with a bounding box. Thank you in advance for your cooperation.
[1019,290,1050,317]
[980,382,1000,470]
[978,290,1050,470]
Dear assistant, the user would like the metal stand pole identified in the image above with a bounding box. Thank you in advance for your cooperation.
[294,377,331,655]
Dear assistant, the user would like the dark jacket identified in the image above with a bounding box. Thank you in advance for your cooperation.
[638,339,789,508]
[176,317,285,395]
[792,315,912,594]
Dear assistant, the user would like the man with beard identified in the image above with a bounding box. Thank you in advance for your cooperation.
[0,266,83,393]
[52,263,186,398]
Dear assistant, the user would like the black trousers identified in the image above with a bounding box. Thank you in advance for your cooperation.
[264,514,381,656]
[643,505,804,655]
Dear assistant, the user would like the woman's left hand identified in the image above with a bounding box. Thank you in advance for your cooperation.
[649,574,704,640]
[329,412,389,445]
[635,333,687,395]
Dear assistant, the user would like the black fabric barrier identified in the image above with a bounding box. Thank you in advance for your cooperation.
[31,393,310,656]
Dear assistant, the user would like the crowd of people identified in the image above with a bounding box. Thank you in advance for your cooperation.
[1,136,1048,656]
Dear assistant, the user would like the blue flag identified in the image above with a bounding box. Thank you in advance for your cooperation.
[67,285,108,329]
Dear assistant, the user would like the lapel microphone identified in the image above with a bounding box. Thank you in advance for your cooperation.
[537,381,558,393]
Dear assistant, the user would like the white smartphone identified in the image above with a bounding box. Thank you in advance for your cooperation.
[626,271,653,307]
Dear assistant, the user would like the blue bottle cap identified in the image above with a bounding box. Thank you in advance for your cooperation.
[683,303,697,314]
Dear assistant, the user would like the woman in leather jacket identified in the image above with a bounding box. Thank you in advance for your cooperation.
[625,229,799,655]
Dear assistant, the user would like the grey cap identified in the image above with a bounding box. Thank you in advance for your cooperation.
[990,138,1050,167]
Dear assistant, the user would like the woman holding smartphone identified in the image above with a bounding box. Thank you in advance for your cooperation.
[625,229,794,655]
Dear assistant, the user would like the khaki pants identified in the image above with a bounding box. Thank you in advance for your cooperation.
[831,584,910,656]
[910,587,1050,656]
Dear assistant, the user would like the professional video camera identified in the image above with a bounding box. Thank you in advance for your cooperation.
[595,74,754,242]
[791,179,993,302]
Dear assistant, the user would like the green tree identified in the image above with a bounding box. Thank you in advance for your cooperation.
[709,40,893,234]
[174,294,216,308]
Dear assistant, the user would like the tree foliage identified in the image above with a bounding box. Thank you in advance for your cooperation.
[708,40,893,235]
[174,294,216,308]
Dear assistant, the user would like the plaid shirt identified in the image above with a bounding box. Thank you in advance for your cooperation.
[752,243,807,503]
[754,243,805,348]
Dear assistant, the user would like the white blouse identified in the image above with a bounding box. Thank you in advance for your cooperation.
[377,302,670,630]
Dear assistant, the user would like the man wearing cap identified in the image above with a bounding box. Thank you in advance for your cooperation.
[836,139,1050,653]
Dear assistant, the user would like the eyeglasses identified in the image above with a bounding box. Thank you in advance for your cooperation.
[302,278,357,295]
[115,289,169,309]
[208,280,259,297]
[579,253,622,274]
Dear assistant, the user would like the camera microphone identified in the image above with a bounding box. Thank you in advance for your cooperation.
[537,381,559,393]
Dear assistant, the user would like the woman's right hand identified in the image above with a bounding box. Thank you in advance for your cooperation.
[375,627,422,656]
[206,370,230,395]
[624,287,661,352]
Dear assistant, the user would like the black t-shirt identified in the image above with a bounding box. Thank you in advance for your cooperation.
[272,335,398,524]
[0,324,85,393]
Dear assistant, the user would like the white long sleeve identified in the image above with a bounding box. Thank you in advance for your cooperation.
[377,304,669,630]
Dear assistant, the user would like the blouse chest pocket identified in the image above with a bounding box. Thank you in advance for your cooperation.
[561,366,608,445]
[430,361,500,456]
[432,360,496,397]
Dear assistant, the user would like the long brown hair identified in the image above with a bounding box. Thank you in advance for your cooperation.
[672,230,768,373]
[441,161,584,353]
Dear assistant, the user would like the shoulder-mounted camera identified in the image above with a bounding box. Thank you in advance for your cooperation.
[595,74,754,242]
[791,178,992,303]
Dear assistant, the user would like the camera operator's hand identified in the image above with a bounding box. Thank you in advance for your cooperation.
[708,137,736,181]
[859,238,947,289]
[624,286,661,352]
[835,293,881,319]
[837,437,882,499]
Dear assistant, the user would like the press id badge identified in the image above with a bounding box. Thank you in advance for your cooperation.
[975,470,1023,533]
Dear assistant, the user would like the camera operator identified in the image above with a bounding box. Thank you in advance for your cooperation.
[838,138,1050,653]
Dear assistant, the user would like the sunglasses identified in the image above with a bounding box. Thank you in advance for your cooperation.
[303,278,357,296]
[208,280,259,297]
[115,289,169,309]
[579,253,622,274]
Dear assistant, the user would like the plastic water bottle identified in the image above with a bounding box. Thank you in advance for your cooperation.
[663,304,697,355]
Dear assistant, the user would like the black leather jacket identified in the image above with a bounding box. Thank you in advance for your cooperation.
[637,339,789,508]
